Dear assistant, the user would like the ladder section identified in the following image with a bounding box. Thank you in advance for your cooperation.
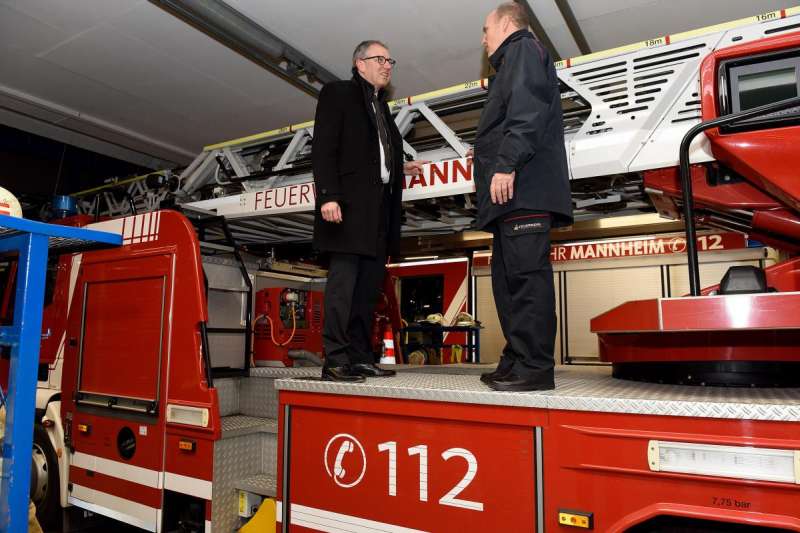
[178,80,594,246]
[70,9,800,246]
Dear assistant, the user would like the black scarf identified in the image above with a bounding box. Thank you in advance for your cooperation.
[352,68,393,179]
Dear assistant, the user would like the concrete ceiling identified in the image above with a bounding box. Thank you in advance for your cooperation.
[0,0,797,170]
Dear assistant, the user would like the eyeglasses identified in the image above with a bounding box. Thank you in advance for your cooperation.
[361,55,397,67]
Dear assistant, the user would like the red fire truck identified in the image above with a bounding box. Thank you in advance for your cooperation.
[4,7,800,533]
[273,11,800,533]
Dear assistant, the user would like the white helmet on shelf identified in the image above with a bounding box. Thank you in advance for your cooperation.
[0,186,22,218]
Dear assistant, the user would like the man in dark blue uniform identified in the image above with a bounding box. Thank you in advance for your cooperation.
[474,3,574,391]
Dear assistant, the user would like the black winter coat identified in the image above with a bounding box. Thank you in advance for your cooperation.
[474,30,573,229]
[312,74,404,257]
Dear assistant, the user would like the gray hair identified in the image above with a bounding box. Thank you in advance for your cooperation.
[352,40,389,66]
[494,1,529,30]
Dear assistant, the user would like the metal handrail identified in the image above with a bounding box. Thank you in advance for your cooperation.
[678,95,800,295]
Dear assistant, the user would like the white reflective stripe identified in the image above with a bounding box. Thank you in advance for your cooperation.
[132,214,141,242]
[205,519,212,533]
[86,218,124,235]
[67,253,83,315]
[287,503,430,533]
[71,451,161,489]
[163,471,213,500]
[87,213,161,244]
[69,486,158,532]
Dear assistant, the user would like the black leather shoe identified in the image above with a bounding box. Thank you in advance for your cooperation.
[321,365,366,382]
[480,367,512,383]
[351,363,396,377]
[480,359,514,383]
[487,371,554,392]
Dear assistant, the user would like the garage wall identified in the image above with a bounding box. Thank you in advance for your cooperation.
[474,277,499,363]
[563,266,662,362]
[476,274,561,364]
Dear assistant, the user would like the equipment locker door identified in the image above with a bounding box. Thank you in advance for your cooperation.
[65,252,174,531]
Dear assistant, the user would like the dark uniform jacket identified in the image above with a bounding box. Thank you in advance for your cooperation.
[312,72,404,257]
[474,29,573,229]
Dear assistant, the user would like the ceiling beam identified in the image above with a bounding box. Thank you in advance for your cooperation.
[514,0,562,60]
[149,0,340,98]
[553,0,591,55]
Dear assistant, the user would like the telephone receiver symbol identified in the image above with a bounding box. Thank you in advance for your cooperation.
[333,440,354,480]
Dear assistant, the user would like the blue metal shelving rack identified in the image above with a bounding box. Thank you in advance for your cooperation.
[0,214,121,533]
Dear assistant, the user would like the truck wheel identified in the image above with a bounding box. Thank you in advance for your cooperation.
[32,424,60,529]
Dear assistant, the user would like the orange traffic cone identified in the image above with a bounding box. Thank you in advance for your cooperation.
[379,324,396,365]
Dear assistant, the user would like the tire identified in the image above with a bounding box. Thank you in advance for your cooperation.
[32,424,60,530]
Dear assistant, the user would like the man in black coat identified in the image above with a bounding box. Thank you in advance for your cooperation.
[475,3,574,391]
[312,40,426,381]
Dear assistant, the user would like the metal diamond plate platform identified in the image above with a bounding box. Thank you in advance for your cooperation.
[249,364,488,378]
[275,366,800,422]
[213,433,262,532]
[240,377,280,419]
[215,377,240,417]
[250,367,321,378]
[221,415,278,439]
[236,473,278,497]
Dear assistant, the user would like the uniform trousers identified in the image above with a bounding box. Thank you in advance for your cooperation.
[490,210,556,378]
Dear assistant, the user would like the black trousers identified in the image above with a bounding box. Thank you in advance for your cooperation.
[490,211,556,377]
[322,188,390,367]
